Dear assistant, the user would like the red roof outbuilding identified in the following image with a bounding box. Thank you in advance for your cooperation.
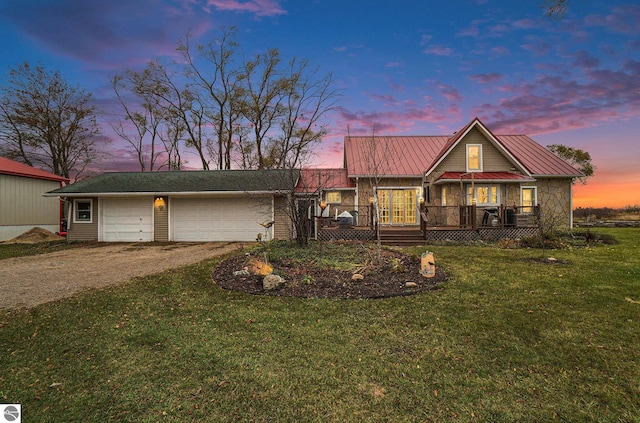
[0,156,69,182]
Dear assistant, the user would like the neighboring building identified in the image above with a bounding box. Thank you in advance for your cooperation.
[44,118,582,243]
[0,157,68,241]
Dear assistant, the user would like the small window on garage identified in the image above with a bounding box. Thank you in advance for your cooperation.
[74,199,93,223]
[326,191,341,203]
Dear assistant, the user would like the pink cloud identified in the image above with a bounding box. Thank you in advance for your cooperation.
[469,73,503,84]
[423,45,455,57]
[439,84,463,103]
[472,59,640,135]
[206,0,286,16]
[584,5,640,35]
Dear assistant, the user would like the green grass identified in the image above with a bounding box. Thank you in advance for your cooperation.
[1,229,639,422]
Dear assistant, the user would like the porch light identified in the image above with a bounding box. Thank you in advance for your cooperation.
[320,200,327,211]
[154,197,165,211]
[368,196,375,204]
[419,197,425,204]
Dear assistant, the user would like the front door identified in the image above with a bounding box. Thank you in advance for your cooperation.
[378,189,417,225]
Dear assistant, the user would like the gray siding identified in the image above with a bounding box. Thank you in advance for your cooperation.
[435,127,514,172]
[274,195,292,240]
[67,197,99,241]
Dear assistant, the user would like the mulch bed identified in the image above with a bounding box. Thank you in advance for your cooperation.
[212,249,447,299]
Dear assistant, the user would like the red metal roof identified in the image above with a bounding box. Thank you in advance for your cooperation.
[295,168,355,193]
[436,172,536,183]
[0,156,69,182]
[344,118,582,178]
[344,135,449,177]
[497,135,582,177]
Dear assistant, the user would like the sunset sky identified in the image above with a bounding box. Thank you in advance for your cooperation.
[1,0,639,208]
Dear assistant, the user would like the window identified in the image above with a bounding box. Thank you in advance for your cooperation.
[467,184,499,206]
[74,199,93,223]
[521,187,537,213]
[441,186,448,206]
[325,191,341,203]
[467,144,483,172]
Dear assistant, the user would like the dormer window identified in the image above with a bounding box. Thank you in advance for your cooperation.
[466,144,482,172]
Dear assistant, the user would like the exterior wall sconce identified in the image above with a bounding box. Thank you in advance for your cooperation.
[154,197,165,211]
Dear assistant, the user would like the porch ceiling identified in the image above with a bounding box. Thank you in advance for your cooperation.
[434,172,536,184]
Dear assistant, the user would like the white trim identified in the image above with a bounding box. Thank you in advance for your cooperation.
[73,199,93,223]
[425,119,532,178]
[466,184,500,206]
[466,144,483,172]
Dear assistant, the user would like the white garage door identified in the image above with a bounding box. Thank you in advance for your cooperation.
[101,198,153,242]
[171,197,271,242]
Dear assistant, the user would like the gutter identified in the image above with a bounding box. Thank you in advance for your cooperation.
[43,190,283,197]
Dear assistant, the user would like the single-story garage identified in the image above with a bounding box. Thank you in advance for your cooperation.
[44,170,299,242]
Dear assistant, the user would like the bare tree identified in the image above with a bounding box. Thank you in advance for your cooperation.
[238,48,287,169]
[354,127,401,260]
[111,74,166,171]
[178,29,243,170]
[272,58,340,169]
[125,61,211,170]
[542,0,570,18]
[0,62,102,178]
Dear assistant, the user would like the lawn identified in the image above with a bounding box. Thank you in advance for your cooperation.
[1,229,639,422]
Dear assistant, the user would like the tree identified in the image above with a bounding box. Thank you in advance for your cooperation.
[111,74,165,171]
[542,0,570,18]
[0,62,102,178]
[178,28,243,170]
[547,144,595,184]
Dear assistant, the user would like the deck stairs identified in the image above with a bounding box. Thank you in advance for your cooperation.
[379,227,424,246]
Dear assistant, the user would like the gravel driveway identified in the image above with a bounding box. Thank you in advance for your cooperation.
[0,242,242,310]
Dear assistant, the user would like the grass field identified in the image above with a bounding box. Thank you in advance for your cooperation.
[1,229,639,422]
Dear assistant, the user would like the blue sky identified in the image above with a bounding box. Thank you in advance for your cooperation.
[1,0,639,207]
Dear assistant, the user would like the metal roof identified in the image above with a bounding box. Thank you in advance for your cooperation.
[0,156,69,182]
[344,118,582,178]
[295,168,355,193]
[45,169,300,196]
[344,135,449,177]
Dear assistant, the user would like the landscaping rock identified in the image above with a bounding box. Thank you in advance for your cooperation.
[405,282,418,288]
[263,274,286,290]
[351,274,364,281]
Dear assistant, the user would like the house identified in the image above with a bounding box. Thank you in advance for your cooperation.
[43,169,299,242]
[43,118,582,243]
[0,156,69,241]
[322,117,582,241]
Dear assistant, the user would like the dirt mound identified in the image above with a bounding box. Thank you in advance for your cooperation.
[4,227,65,244]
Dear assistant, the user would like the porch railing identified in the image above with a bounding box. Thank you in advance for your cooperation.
[420,204,540,231]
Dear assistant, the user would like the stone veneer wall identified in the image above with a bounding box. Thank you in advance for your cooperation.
[534,178,573,228]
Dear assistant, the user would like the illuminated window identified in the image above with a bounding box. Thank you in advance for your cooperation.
[467,185,499,206]
[467,144,482,172]
[521,187,537,213]
[325,191,341,203]
[441,186,448,206]
[74,199,93,223]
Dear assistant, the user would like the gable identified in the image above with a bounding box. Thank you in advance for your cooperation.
[433,127,518,173]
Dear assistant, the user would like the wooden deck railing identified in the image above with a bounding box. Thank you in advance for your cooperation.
[420,204,540,230]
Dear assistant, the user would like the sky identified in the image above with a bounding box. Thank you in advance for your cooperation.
[0,0,639,208]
